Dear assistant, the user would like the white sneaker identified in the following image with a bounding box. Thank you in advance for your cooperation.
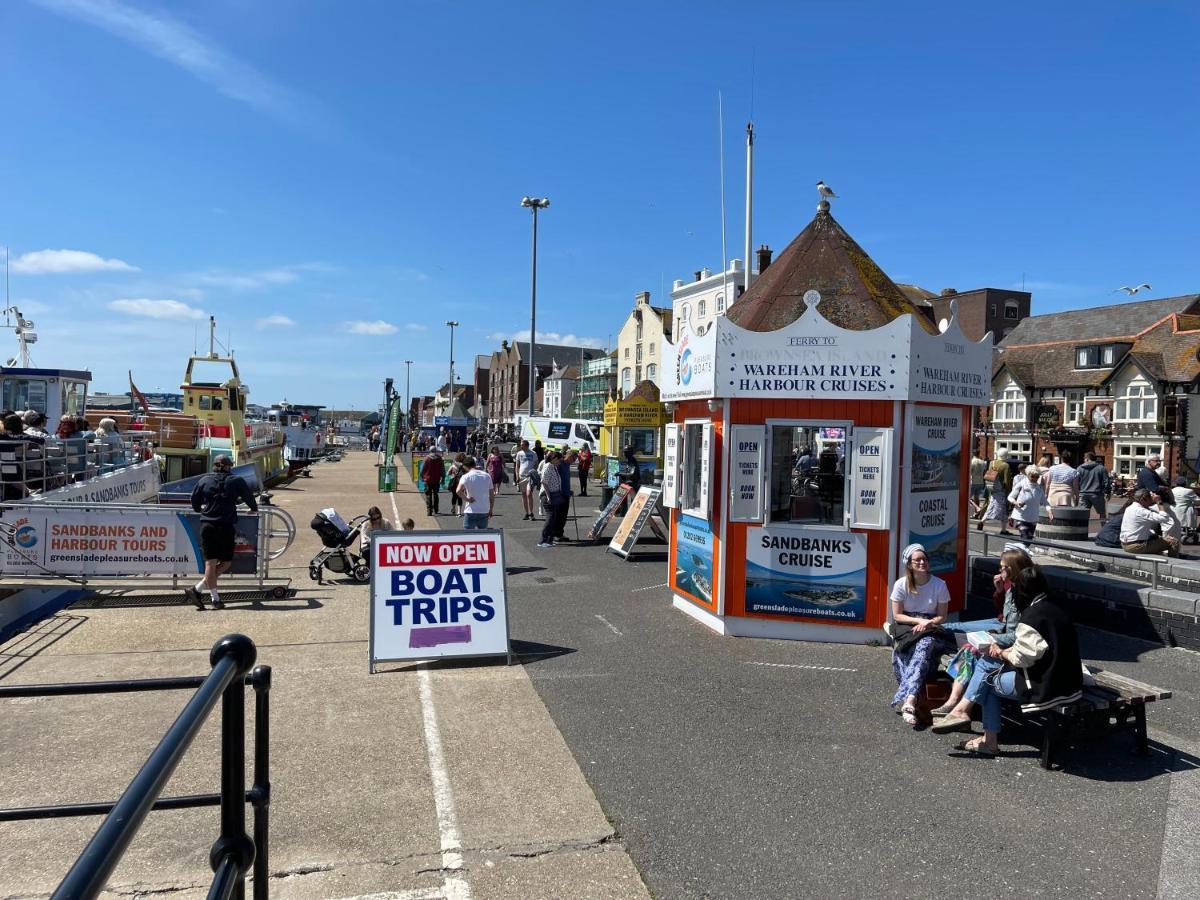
[536,542,554,548]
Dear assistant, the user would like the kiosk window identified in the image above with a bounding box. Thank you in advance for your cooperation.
[769,423,848,526]
[625,427,657,456]
[680,422,711,517]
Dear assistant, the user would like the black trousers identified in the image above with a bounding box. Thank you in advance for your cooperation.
[578,470,588,495]
[554,495,571,537]
[425,486,439,514]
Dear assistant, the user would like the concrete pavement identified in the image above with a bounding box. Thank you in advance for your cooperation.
[0,451,650,899]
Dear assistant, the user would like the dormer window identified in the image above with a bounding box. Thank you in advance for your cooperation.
[1004,301,1019,320]
[1077,346,1100,368]
[1101,345,1116,366]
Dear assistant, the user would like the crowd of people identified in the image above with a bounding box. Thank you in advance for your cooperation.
[0,409,132,499]
[972,447,1198,556]
[889,540,1084,757]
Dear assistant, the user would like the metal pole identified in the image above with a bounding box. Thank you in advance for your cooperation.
[528,206,538,420]
[251,666,271,900]
[217,660,250,900]
[744,121,754,293]
[446,322,458,420]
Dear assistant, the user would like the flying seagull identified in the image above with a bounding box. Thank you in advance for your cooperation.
[1113,284,1152,295]
[816,181,838,199]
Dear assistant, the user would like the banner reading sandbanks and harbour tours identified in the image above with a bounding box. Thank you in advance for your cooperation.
[0,506,258,577]
[745,526,867,622]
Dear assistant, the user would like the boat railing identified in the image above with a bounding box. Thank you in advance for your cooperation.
[0,433,157,498]
[0,634,272,900]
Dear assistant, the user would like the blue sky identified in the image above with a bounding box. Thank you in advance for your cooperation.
[2,1,1197,410]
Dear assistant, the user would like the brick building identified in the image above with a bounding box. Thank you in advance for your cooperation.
[486,340,603,427]
[979,294,1200,480]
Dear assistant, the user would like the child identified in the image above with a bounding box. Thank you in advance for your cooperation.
[401,518,415,531]
[446,453,467,515]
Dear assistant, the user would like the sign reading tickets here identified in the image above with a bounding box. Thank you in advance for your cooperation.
[370,530,510,669]
[729,424,766,523]
[849,427,892,529]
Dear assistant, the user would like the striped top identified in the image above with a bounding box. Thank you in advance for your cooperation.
[1046,463,1079,485]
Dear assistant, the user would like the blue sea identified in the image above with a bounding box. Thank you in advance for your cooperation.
[744,561,867,622]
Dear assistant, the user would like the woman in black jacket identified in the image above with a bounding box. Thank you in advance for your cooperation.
[954,566,1083,758]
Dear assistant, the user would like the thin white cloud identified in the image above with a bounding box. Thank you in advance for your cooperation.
[33,0,305,123]
[109,298,205,320]
[256,314,296,330]
[192,263,331,291]
[11,248,138,275]
[405,323,428,332]
[487,329,606,349]
[344,320,398,336]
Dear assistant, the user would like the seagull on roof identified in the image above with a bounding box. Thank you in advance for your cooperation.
[1113,284,1152,295]
[816,181,838,200]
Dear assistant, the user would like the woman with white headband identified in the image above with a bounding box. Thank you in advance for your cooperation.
[889,542,955,727]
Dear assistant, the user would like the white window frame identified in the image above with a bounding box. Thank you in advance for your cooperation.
[1114,376,1158,423]
[645,363,657,382]
[995,439,1032,462]
[698,298,707,318]
[765,418,852,530]
[1067,391,1086,426]
[679,418,713,520]
[716,293,725,313]
[993,380,1027,423]
[1113,442,1163,477]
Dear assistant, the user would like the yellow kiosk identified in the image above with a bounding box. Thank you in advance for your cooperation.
[601,382,668,487]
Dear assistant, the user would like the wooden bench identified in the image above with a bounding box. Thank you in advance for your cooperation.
[1004,666,1172,770]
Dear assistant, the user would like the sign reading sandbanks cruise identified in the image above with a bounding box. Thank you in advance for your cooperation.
[369,530,511,669]
[745,527,867,622]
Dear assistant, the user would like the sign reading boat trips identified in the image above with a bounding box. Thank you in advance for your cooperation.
[744,527,867,622]
[0,506,258,577]
[849,427,893,530]
[905,406,963,576]
[369,529,511,670]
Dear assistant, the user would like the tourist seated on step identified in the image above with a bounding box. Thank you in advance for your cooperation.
[932,544,1034,734]
[889,543,955,728]
[1120,489,1180,557]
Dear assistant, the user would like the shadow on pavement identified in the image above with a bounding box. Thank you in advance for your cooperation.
[0,614,88,682]
[512,638,577,664]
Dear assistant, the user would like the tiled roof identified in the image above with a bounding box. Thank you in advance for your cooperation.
[1002,295,1200,346]
[726,204,936,333]
[896,283,937,307]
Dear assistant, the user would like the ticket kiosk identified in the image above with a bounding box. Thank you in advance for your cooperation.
[659,202,992,643]
[601,386,667,487]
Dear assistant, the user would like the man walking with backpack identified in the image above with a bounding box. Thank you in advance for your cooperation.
[185,455,258,610]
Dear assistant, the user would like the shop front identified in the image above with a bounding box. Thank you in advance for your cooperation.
[659,203,992,643]
[600,388,667,488]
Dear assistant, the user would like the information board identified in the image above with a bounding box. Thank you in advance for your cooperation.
[849,427,892,529]
[608,487,662,559]
[369,529,511,669]
[905,406,963,576]
[744,526,867,622]
[586,483,632,542]
[729,424,766,523]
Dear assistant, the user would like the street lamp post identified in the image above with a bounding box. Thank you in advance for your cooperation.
[445,321,459,420]
[521,196,550,421]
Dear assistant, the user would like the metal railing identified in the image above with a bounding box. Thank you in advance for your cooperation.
[0,634,271,900]
[0,434,157,499]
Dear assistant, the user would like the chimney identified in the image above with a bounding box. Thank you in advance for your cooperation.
[501,339,509,350]
[694,270,703,282]
[635,290,650,306]
[756,244,773,275]
[940,288,958,297]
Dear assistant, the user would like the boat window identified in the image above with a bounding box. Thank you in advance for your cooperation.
[768,422,849,527]
[228,387,242,411]
[199,394,223,411]
[2,378,48,414]
[62,380,87,417]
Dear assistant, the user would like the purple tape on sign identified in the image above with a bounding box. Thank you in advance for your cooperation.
[409,624,472,648]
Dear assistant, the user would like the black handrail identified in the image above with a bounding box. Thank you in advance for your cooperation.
[0,634,271,900]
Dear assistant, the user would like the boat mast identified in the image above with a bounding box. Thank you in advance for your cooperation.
[209,316,217,358]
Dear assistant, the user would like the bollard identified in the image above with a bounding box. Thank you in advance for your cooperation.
[1036,505,1090,541]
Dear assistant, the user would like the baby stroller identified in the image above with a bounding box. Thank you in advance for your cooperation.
[309,507,370,584]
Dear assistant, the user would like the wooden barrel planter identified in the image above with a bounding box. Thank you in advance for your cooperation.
[1036,505,1090,541]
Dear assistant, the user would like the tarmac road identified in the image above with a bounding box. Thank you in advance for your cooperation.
[438,481,1200,899]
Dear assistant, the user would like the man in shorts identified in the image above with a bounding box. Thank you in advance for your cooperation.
[185,454,258,610]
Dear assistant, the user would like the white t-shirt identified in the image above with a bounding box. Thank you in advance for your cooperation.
[515,448,537,478]
[889,575,950,616]
[457,469,493,515]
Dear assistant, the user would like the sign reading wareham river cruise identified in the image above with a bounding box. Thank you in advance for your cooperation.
[905,406,963,575]
[745,527,867,622]
[370,530,511,670]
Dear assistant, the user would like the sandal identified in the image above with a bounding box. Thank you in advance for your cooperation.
[901,704,918,727]
[930,703,957,717]
[932,715,972,734]
[953,738,998,758]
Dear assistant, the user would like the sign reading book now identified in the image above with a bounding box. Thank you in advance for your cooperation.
[369,530,512,671]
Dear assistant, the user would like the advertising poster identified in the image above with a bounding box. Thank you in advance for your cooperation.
[0,506,259,577]
[907,406,962,574]
[849,427,892,529]
[609,487,661,559]
[729,425,766,523]
[370,530,510,667]
[587,483,632,541]
[673,514,714,605]
[745,526,867,622]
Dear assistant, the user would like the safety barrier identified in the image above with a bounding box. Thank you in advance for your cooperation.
[0,434,158,499]
[0,634,271,900]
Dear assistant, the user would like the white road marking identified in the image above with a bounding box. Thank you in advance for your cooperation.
[418,664,473,900]
[745,661,858,673]
[631,582,669,593]
[594,614,623,636]
[332,889,443,900]
[388,491,402,527]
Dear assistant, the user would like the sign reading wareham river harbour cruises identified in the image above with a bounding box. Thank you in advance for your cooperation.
[369,530,511,670]
[745,528,867,622]
[905,406,963,575]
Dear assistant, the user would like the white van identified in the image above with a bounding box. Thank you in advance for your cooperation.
[520,417,602,451]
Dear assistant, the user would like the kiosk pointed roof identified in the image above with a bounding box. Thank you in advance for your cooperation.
[726,201,936,333]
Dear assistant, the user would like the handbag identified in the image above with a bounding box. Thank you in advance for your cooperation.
[984,468,999,483]
[891,621,951,653]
